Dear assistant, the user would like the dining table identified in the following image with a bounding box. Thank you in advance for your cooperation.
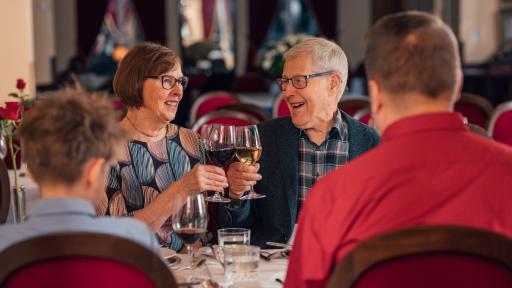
[168,249,288,288]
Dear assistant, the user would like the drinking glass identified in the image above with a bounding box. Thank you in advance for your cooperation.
[235,125,266,199]
[172,194,209,259]
[218,228,251,246]
[202,124,236,203]
[224,245,260,282]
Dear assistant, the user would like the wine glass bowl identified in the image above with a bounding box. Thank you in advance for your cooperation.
[202,124,235,203]
[235,125,266,200]
[172,194,209,258]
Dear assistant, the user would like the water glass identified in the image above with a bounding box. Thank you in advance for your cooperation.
[218,228,250,246]
[224,245,260,282]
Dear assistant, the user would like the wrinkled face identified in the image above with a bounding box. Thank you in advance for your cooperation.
[282,54,338,131]
[142,63,184,123]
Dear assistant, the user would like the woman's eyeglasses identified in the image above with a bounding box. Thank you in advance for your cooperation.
[145,75,189,90]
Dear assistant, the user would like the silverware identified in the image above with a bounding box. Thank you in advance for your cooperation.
[266,241,292,249]
[172,258,206,272]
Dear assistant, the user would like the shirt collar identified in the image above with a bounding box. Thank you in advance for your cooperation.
[299,109,345,140]
[381,112,468,143]
[26,197,97,219]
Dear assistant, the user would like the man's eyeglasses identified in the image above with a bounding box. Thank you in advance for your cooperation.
[145,75,189,90]
[277,71,335,91]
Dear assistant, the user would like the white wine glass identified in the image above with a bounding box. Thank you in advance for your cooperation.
[172,194,209,260]
[202,124,235,203]
[235,125,266,200]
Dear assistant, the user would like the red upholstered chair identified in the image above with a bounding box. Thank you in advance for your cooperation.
[338,95,370,116]
[0,233,177,288]
[328,225,512,288]
[353,107,372,126]
[0,160,9,223]
[189,91,239,124]
[454,93,493,128]
[272,93,290,118]
[232,73,270,93]
[191,109,260,133]
[220,103,271,122]
[488,100,512,146]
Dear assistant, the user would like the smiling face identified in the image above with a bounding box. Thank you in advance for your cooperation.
[282,54,339,131]
[141,63,184,123]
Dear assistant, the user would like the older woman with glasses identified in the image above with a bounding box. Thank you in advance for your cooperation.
[97,42,228,251]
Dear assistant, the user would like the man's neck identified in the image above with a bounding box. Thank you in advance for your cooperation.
[39,183,90,200]
[304,112,337,146]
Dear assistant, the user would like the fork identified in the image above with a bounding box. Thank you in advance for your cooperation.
[173,258,206,272]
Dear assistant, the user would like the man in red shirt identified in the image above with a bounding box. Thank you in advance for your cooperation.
[285,11,512,288]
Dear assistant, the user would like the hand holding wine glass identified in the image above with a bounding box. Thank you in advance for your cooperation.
[235,125,266,200]
[202,124,236,202]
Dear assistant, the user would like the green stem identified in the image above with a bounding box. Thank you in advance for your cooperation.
[7,135,23,222]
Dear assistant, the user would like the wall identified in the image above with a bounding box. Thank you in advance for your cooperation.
[0,0,34,102]
[459,0,500,64]
[54,0,76,74]
[33,0,56,85]
[339,0,371,70]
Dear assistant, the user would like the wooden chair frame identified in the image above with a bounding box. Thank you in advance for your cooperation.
[488,100,512,137]
[328,225,512,288]
[0,160,10,224]
[189,91,239,124]
[0,233,177,288]
[191,109,260,132]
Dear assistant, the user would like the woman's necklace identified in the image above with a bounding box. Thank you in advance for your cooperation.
[125,116,167,138]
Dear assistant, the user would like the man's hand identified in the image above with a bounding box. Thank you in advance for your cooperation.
[226,162,262,199]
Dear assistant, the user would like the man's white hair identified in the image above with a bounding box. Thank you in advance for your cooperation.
[283,37,348,99]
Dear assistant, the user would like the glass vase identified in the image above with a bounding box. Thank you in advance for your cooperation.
[11,185,26,224]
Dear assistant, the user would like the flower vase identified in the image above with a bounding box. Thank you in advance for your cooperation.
[0,136,7,159]
[11,185,26,223]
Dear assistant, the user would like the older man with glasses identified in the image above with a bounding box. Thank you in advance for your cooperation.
[217,37,380,247]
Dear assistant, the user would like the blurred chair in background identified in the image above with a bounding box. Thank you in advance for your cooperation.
[0,233,176,288]
[272,93,290,118]
[353,107,372,126]
[191,109,259,133]
[220,103,271,122]
[328,225,512,288]
[488,100,512,146]
[338,95,370,116]
[189,91,239,125]
[454,93,493,128]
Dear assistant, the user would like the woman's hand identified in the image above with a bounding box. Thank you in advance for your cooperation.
[176,164,228,196]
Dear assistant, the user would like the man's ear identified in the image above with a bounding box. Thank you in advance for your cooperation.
[329,73,342,96]
[368,79,382,115]
[83,158,106,189]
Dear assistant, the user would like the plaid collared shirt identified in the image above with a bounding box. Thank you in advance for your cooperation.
[298,110,349,216]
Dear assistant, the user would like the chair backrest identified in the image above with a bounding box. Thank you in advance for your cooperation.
[0,159,9,224]
[338,95,370,116]
[352,107,372,126]
[454,93,494,128]
[0,233,177,288]
[488,100,512,146]
[328,225,512,288]
[191,109,260,133]
[189,91,239,124]
[220,103,271,122]
[272,93,290,118]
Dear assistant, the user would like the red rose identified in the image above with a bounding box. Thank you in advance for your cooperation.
[16,79,26,90]
[4,102,21,120]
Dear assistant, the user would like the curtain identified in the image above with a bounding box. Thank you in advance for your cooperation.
[77,0,109,59]
[247,0,279,71]
[202,0,216,39]
[308,0,337,40]
[133,0,167,44]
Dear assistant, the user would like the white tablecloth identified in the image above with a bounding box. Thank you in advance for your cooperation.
[172,252,288,287]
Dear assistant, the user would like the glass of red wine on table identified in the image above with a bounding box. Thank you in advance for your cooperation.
[202,124,236,203]
[172,193,209,262]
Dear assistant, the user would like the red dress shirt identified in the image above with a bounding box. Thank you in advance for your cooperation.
[285,113,512,288]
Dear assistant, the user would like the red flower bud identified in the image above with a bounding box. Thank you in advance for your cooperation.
[16,79,26,90]
[4,102,21,120]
